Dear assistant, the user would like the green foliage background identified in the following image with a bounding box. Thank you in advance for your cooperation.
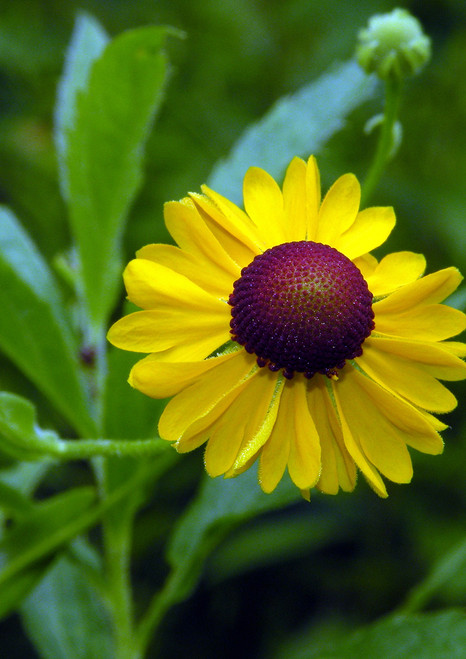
[0,0,465,657]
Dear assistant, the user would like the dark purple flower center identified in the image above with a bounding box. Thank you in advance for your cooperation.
[228,241,374,379]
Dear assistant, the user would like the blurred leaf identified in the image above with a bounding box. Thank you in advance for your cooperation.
[60,24,172,332]
[208,59,378,204]
[54,13,108,199]
[0,480,34,517]
[0,391,62,460]
[0,462,51,497]
[166,465,300,601]
[0,487,95,572]
[21,556,114,659]
[0,561,51,621]
[400,535,466,614]
[0,487,96,619]
[274,610,466,659]
[208,508,348,582]
[0,207,94,436]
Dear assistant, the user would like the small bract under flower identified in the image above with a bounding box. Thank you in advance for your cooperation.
[108,155,466,499]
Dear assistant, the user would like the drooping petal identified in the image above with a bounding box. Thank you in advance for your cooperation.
[243,167,288,247]
[357,342,458,413]
[283,381,322,490]
[206,370,285,477]
[316,173,360,245]
[337,366,443,476]
[332,377,388,498]
[259,401,291,494]
[307,380,357,494]
[365,251,426,296]
[176,384,248,454]
[334,206,396,260]
[159,350,257,442]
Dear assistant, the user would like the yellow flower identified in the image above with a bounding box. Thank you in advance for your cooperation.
[108,156,466,498]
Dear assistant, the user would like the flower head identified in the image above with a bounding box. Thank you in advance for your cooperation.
[356,8,431,80]
[108,156,466,498]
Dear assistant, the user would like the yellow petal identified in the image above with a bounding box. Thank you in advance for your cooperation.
[316,173,360,245]
[193,189,263,266]
[281,156,320,241]
[135,244,232,299]
[232,371,285,471]
[163,199,240,279]
[368,335,466,381]
[123,258,228,312]
[259,399,291,494]
[159,350,257,442]
[373,267,464,314]
[304,155,321,240]
[366,251,426,297]
[204,386,256,477]
[353,253,378,281]
[334,206,396,260]
[206,370,284,477]
[280,381,321,490]
[282,157,308,242]
[107,307,229,355]
[336,369,413,485]
[307,380,356,495]
[339,366,443,465]
[375,304,466,341]
[177,383,247,453]
[128,348,241,399]
[332,377,388,497]
[243,167,287,247]
[357,343,458,413]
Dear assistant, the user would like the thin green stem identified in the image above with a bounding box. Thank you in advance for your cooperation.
[361,76,403,208]
[52,437,173,460]
[87,323,135,658]
[100,470,136,659]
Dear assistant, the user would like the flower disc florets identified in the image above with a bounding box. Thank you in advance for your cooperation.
[229,241,375,379]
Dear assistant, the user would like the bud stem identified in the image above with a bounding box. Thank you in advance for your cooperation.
[361,76,403,207]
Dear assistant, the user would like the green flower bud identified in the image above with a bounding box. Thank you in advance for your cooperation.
[356,8,431,80]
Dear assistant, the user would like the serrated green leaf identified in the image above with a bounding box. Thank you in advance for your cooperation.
[21,556,114,659]
[274,610,466,659]
[54,13,108,199]
[0,392,62,460]
[208,59,377,204]
[0,207,95,436]
[62,25,171,331]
